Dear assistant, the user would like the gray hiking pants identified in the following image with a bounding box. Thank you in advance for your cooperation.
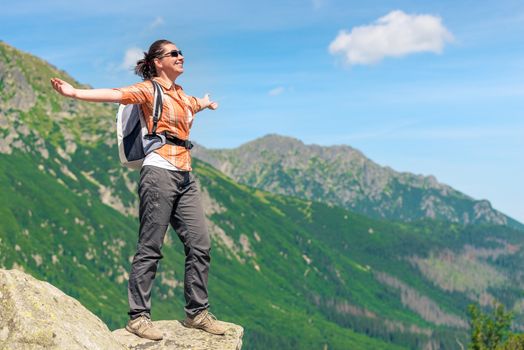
[128,165,211,319]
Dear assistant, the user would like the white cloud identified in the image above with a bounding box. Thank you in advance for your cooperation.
[121,47,144,71]
[329,10,454,65]
[268,86,285,96]
[149,16,165,29]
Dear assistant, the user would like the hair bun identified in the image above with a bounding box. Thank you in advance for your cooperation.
[135,39,173,80]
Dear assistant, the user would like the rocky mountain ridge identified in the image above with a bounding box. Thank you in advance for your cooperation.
[192,134,522,229]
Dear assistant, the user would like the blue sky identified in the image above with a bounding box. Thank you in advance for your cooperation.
[1,0,523,222]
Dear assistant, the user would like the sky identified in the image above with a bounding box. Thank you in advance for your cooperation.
[1,0,523,223]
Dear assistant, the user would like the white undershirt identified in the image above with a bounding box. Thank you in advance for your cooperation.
[142,151,182,171]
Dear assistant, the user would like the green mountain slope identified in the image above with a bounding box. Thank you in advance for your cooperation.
[4,145,524,349]
[192,134,523,230]
[2,40,524,349]
[0,148,407,349]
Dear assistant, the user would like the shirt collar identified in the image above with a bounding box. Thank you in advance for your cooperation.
[152,77,175,91]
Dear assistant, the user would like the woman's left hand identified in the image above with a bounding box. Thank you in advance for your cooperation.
[201,93,218,110]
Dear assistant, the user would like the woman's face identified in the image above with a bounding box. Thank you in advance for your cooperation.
[155,43,184,80]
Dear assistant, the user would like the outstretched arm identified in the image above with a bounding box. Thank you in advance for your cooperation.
[50,78,122,103]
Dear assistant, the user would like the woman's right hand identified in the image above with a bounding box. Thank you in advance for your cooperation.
[50,78,76,98]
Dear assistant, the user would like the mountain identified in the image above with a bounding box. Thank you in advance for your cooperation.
[2,40,524,350]
[192,134,523,230]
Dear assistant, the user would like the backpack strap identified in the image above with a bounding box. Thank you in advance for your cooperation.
[164,133,194,150]
[150,80,163,136]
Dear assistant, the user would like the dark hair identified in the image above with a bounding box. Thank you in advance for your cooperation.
[134,39,173,80]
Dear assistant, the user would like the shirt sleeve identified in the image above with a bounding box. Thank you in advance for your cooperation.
[115,81,154,105]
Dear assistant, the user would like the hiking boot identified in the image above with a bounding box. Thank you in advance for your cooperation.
[182,309,227,335]
[125,315,164,341]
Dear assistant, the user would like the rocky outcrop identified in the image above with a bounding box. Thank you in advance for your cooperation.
[0,59,37,112]
[0,269,244,350]
[0,268,126,350]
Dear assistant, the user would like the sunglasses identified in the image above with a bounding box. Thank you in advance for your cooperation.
[162,50,183,58]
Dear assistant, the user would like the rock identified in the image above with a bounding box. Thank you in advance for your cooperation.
[112,320,244,350]
[0,269,126,350]
[0,59,37,112]
[0,269,245,350]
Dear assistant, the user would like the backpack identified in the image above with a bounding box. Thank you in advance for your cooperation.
[115,80,166,169]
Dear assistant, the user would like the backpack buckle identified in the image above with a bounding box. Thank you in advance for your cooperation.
[185,140,194,150]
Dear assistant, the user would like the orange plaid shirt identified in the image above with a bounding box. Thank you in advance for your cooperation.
[117,77,202,171]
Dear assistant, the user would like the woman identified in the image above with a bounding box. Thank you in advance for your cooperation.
[51,39,226,341]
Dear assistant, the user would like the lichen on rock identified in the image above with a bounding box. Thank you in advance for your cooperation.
[0,269,244,349]
[0,269,126,350]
